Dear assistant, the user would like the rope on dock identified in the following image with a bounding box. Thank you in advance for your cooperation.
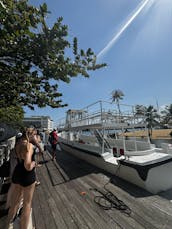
[90,180,132,216]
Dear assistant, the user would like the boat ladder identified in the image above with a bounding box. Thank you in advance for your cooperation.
[94,129,111,149]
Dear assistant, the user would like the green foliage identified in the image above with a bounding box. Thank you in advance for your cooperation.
[0,0,106,110]
[135,105,146,116]
[111,89,125,114]
[145,106,158,126]
[0,105,24,128]
[161,104,172,125]
[111,89,124,103]
[134,104,160,139]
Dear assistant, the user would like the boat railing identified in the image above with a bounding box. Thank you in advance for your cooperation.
[56,100,146,130]
[58,114,145,130]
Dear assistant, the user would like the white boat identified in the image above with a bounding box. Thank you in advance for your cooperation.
[57,101,172,194]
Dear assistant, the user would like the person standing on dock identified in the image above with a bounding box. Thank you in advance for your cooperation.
[49,129,58,161]
[31,129,44,186]
[33,129,44,166]
[7,128,37,229]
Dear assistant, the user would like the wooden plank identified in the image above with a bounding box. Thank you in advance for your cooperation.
[86,172,172,229]
[42,151,68,186]
[32,184,48,229]
[3,148,172,229]
[74,175,143,229]
[42,153,64,185]
[55,184,93,229]
[62,178,122,229]
[59,181,109,229]
[34,167,58,229]
[47,197,68,229]
[37,162,71,229]
[81,174,145,227]
[71,177,123,229]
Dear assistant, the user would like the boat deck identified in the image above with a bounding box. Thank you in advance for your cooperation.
[1,147,172,228]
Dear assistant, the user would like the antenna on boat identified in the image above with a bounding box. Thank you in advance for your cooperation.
[156,98,160,113]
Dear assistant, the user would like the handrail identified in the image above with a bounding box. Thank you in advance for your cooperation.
[56,100,146,131]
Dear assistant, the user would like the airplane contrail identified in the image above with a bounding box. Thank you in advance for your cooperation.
[97,0,151,59]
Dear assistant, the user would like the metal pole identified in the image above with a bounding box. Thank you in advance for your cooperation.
[102,127,105,154]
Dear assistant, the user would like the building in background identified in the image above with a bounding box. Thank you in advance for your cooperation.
[23,116,53,131]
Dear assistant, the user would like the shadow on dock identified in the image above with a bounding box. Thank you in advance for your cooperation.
[159,188,172,201]
[47,145,153,198]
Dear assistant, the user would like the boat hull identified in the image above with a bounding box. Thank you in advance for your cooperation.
[59,141,172,194]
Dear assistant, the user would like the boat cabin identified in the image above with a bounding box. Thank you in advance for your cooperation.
[65,109,87,128]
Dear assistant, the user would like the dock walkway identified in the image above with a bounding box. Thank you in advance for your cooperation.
[1,147,172,228]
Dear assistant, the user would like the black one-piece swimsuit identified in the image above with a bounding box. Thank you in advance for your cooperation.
[12,154,36,187]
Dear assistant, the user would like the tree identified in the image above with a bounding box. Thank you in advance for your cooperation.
[161,104,172,126]
[135,105,146,116]
[111,89,124,114]
[134,104,147,124]
[0,0,106,110]
[0,105,24,128]
[145,105,159,138]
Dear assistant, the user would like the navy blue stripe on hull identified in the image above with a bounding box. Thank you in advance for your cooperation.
[120,157,172,181]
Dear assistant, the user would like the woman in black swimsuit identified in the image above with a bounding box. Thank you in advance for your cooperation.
[7,128,37,229]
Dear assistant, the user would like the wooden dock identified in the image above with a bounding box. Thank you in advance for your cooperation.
[1,147,172,228]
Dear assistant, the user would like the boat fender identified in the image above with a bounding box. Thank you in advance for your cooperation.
[120,148,124,155]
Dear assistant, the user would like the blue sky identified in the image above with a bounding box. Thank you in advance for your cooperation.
[25,0,172,123]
